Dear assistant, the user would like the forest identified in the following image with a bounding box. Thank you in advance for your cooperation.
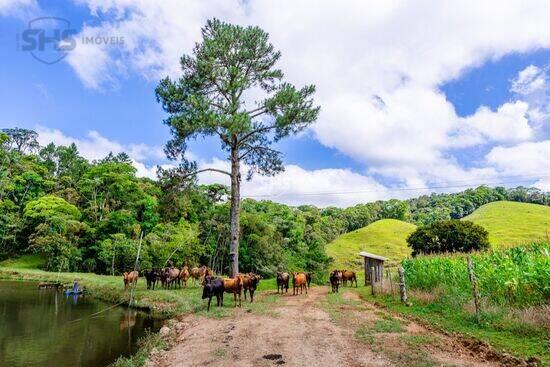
[1,127,549,278]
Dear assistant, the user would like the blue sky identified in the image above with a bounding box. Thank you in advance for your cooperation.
[1,1,549,206]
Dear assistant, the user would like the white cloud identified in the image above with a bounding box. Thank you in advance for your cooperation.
[35,126,162,179]
[486,140,550,177]
[452,101,533,146]
[12,1,545,204]
[0,0,37,17]
[511,64,550,130]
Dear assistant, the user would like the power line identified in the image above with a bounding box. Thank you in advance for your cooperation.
[242,173,550,199]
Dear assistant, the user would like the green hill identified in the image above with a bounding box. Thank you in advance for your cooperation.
[463,201,550,248]
[326,219,417,269]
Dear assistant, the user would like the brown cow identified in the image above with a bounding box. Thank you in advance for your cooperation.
[165,267,180,288]
[238,273,261,303]
[190,267,201,286]
[123,271,139,290]
[341,269,357,287]
[223,276,243,307]
[292,272,308,295]
[276,272,289,294]
[179,265,190,288]
[190,265,213,286]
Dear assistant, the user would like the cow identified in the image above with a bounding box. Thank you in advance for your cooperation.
[276,272,290,294]
[144,268,161,290]
[329,270,340,293]
[190,267,201,286]
[202,276,224,311]
[223,276,243,307]
[305,272,313,288]
[341,270,357,287]
[292,272,308,295]
[165,267,181,289]
[179,265,190,288]
[123,271,139,290]
[238,272,261,303]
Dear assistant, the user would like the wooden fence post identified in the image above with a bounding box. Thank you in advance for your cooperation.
[388,269,394,295]
[398,266,407,305]
[370,266,376,296]
[467,256,481,322]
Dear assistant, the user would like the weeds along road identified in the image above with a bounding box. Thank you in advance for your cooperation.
[146,286,505,367]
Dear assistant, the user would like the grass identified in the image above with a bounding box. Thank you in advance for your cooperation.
[110,332,167,367]
[326,219,417,269]
[463,201,550,248]
[353,287,549,366]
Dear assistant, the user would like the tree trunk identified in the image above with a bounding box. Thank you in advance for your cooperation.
[229,147,241,277]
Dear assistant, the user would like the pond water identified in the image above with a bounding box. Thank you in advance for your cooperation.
[0,280,162,367]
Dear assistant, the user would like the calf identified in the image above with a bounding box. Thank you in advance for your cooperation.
[292,272,308,295]
[223,276,243,307]
[202,276,224,311]
[123,270,139,290]
[276,272,290,294]
[341,270,357,287]
[239,273,261,303]
[329,270,340,293]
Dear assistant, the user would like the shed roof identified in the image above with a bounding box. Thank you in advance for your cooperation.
[358,251,388,261]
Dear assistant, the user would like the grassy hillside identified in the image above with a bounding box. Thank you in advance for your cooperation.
[326,219,417,269]
[463,201,550,248]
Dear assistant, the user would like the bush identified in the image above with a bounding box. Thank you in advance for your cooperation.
[407,219,489,256]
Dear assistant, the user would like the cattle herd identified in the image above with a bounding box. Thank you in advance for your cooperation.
[329,269,357,293]
[122,265,357,311]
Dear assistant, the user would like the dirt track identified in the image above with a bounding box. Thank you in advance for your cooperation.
[146,287,508,367]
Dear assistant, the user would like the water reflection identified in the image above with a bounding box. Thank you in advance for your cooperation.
[0,280,162,367]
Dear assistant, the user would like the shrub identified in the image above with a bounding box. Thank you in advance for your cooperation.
[407,219,489,256]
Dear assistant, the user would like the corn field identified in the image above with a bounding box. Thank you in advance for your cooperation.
[402,242,550,306]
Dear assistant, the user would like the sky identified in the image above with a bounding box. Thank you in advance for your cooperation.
[1,0,549,207]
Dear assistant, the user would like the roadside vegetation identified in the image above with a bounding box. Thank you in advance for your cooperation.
[353,242,549,365]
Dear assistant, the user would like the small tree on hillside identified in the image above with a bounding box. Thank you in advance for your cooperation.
[155,19,319,276]
[407,220,489,256]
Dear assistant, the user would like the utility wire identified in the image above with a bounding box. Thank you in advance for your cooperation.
[242,173,550,199]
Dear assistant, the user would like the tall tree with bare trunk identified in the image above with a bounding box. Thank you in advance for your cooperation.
[156,19,319,276]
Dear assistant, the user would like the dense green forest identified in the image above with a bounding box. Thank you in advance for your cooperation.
[1,128,548,278]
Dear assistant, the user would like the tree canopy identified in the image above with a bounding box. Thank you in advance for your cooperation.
[156,19,320,275]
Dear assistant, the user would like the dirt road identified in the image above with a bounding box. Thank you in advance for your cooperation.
[147,287,507,367]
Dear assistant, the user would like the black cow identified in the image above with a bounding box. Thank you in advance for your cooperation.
[144,269,161,290]
[276,272,290,294]
[202,276,224,311]
[329,270,340,293]
[305,272,313,288]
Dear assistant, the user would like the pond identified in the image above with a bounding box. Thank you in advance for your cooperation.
[0,280,162,367]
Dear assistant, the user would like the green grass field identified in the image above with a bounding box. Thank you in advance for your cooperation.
[326,219,417,269]
[0,255,278,318]
[463,201,550,248]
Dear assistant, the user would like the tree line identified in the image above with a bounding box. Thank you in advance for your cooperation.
[1,128,548,278]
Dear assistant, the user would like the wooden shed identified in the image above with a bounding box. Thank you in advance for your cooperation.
[359,251,388,285]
